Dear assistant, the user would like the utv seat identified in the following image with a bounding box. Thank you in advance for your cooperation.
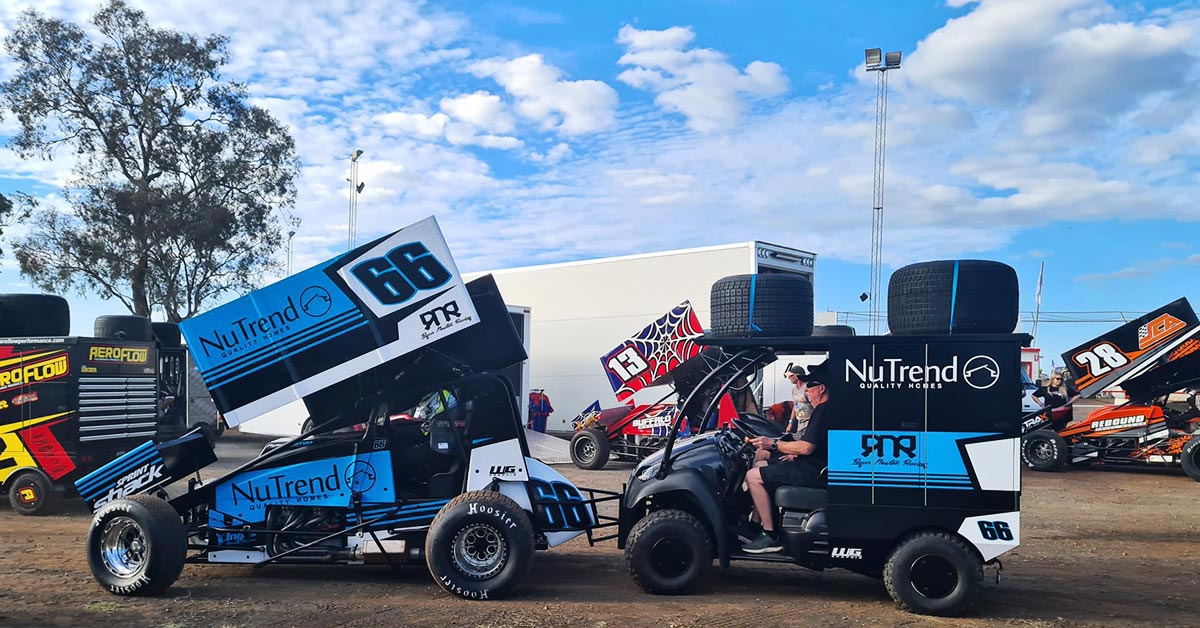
[775,486,827,511]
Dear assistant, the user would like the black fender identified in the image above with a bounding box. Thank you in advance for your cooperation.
[619,467,727,563]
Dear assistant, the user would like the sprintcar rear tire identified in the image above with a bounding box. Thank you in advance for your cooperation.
[710,274,813,338]
[94,315,154,342]
[570,428,610,470]
[7,469,56,516]
[812,324,855,337]
[887,260,1018,335]
[151,322,181,347]
[1021,429,1067,471]
[0,294,70,336]
[87,494,186,596]
[426,490,535,600]
[1181,436,1200,482]
[626,509,713,595]
[884,530,983,616]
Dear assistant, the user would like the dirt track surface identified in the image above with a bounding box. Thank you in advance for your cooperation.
[1,432,1197,628]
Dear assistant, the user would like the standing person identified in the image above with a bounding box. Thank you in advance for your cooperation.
[528,389,554,433]
[741,361,832,554]
[784,364,813,436]
[1033,372,1080,431]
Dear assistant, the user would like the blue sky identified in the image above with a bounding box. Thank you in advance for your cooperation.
[0,0,1197,370]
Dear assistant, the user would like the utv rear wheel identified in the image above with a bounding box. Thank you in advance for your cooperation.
[1182,436,1200,482]
[625,509,713,595]
[570,428,610,470]
[884,531,983,616]
[87,495,186,596]
[1021,430,1066,471]
[7,470,56,516]
[426,490,535,600]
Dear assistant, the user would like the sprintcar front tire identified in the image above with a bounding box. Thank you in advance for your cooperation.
[884,530,983,616]
[1181,436,1200,482]
[87,494,186,596]
[570,428,610,470]
[426,490,535,600]
[1021,429,1067,471]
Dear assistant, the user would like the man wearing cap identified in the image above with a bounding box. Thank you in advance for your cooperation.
[741,361,832,554]
[783,363,813,435]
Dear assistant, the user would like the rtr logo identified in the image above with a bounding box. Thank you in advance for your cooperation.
[420,300,462,330]
[861,434,917,459]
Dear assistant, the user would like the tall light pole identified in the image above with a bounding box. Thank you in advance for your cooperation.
[285,215,301,276]
[865,48,901,335]
[347,149,364,251]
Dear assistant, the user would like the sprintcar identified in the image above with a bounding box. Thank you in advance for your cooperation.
[569,302,744,469]
[78,219,610,600]
[1021,298,1200,480]
[618,262,1025,617]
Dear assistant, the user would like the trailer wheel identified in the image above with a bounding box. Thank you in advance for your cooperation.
[0,294,70,336]
[887,260,1018,335]
[426,490,535,600]
[94,315,153,342]
[570,429,610,470]
[625,509,713,595]
[87,494,186,596]
[710,274,813,338]
[812,324,856,337]
[884,531,983,616]
[7,469,56,516]
[1182,436,1200,482]
[1021,429,1067,471]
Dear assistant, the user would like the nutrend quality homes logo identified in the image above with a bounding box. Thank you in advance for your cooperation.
[0,351,69,392]
[195,294,325,360]
[845,355,1000,390]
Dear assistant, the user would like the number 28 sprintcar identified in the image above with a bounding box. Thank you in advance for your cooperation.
[1021,298,1200,479]
[76,218,612,600]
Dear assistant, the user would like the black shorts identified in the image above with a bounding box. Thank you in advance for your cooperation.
[759,458,824,491]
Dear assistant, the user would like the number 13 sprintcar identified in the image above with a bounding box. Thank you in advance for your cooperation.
[76,218,607,600]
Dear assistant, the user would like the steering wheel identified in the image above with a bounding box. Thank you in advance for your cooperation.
[730,417,757,440]
[732,414,786,439]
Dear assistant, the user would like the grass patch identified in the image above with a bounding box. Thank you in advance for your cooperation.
[85,601,123,614]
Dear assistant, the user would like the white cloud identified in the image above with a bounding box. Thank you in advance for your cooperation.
[376,111,449,139]
[528,142,572,164]
[468,54,618,134]
[616,24,789,133]
[439,91,515,133]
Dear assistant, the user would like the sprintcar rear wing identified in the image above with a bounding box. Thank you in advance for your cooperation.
[600,301,706,405]
[1062,297,1199,400]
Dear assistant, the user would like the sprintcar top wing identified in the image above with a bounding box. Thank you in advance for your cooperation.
[180,217,480,427]
[1062,297,1200,400]
[600,301,706,405]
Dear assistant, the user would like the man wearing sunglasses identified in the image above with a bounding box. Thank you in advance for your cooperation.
[741,361,832,554]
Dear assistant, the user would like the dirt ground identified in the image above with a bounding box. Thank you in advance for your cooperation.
[1,431,1197,628]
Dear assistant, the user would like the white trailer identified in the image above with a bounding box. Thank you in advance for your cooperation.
[468,242,816,432]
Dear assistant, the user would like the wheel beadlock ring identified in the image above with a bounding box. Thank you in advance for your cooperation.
[451,522,508,580]
[909,554,959,600]
[100,516,148,579]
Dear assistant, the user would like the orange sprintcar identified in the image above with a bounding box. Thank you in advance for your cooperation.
[1021,298,1200,481]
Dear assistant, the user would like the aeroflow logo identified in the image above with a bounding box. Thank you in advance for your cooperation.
[844,355,1000,390]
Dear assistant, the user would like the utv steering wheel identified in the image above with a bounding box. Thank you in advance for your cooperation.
[731,414,786,440]
[730,417,757,440]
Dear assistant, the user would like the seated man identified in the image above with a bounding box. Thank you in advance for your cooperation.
[741,361,831,554]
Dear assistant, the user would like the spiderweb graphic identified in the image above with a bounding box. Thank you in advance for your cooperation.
[606,301,703,405]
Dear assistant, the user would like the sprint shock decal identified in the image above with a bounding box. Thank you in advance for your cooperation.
[601,301,704,405]
[180,217,479,427]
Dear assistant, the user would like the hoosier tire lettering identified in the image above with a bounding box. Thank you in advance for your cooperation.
[426,490,535,600]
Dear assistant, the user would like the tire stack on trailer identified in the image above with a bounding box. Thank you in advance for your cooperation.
[0,294,71,515]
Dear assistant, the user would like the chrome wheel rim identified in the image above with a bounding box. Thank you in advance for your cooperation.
[451,523,507,580]
[100,516,147,578]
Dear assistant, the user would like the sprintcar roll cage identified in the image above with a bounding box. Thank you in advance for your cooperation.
[616,331,1027,616]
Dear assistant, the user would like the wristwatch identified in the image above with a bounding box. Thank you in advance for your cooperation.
[770,439,779,452]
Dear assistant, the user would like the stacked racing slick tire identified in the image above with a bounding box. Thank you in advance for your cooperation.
[888,260,1018,335]
[95,314,154,342]
[426,490,535,599]
[87,494,187,595]
[812,324,855,337]
[710,274,813,337]
[151,322,182,347]
[0,294,70,336]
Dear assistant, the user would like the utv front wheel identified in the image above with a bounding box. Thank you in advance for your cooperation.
[1021,430,1066,471]
[1181,436,1200,482]
[570,429,610,470]
[625,509,713,595]
[87,495,186,595]
[884,531,983,616]
[426,490,535,600]
[7,469,56,516]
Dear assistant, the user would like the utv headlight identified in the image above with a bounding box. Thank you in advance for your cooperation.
[636,463,660,481]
